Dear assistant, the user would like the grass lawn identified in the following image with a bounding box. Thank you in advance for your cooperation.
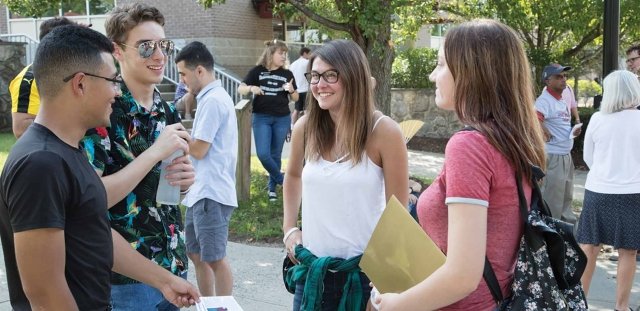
[229,157,288,244]
[0,133,16,173]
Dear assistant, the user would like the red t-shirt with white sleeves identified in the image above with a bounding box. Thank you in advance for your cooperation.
[417,130,530,310]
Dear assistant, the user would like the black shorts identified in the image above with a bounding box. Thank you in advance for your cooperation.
[295,92,307,112]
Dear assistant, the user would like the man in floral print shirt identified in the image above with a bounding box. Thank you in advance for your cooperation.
[81,3,195,310]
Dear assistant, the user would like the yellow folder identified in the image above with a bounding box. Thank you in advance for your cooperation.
[360,195,446,294]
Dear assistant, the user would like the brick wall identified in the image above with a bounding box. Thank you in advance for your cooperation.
[117,0,272,77]
[0,5,8,35]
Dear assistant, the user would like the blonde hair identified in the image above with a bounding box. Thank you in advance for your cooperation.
[444,19,546,180]
[256,39,288,69]
[601,70,640,113]
[305,40,375,165]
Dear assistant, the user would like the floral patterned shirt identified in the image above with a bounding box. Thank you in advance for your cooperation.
[81,83,187,285]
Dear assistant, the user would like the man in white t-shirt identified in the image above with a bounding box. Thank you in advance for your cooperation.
[535,63,581,224]
[543,84,581,124]
[289,47,311,126]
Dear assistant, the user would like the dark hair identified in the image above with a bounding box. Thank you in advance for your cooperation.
[33,25,114,99]
[105,3,165,44]
[175,41,214,71]
[39,17,75,40]
[300,47,311,55]
[626,44,640,56]
[444,19,545,180]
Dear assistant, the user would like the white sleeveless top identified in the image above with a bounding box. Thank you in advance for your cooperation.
[301,116,387,259]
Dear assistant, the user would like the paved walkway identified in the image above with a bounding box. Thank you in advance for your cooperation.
[0,147,637,310]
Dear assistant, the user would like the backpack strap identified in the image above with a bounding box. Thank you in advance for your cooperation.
[483,257,504,303]
[483,171,530,306]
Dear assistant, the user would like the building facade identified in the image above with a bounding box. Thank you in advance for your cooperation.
[0,0,275,77]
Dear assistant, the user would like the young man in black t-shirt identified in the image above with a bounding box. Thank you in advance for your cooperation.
[0,25,199,311]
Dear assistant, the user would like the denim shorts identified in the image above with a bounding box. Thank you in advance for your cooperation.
[185,198,235,262]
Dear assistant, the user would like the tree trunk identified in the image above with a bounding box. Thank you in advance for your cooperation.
[353,18,394,115]
[367,40,395,115]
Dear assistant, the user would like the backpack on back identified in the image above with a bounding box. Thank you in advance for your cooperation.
[484,165,588,310]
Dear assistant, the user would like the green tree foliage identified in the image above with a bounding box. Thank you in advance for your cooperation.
[2,0,115,18]
[392,47,437,88]
[198,0,444,114]
[0,0,59,17]
[447,0,640,89]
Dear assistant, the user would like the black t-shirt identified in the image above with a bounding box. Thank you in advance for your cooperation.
[0,123,113,311]
[243,65,296,116]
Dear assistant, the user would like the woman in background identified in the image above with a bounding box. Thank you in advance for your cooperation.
[577,69,640,311]
[376,19,546,310]
[238,40,298,201]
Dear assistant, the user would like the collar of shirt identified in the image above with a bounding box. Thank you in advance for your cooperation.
[545,88,563,100]
[118,82,168,119]
[195,79,222,102]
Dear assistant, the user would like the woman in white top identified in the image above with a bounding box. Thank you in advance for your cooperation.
[577,69,640,311]
[282,39,408,311]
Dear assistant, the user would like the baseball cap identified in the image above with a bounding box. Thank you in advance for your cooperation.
[542,63,572,82]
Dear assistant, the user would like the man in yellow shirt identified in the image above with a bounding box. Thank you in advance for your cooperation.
[9,17,75,138]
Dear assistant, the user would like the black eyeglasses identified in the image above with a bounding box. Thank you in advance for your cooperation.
[304,70,339,85]
[63,72,124,90]
[627,56,640,64]
[119,39,175,58]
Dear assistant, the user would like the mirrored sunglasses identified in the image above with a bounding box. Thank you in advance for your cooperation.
[120,39,175,58]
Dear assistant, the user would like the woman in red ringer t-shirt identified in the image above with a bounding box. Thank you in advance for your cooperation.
[374,19,546,311]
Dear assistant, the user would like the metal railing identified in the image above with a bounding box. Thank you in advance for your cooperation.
[0,34,246,103]
[164,47,247,104]
[0,34,39,65]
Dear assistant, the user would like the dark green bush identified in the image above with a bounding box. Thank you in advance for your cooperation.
[392,47,438,89]
[571,106,596,169]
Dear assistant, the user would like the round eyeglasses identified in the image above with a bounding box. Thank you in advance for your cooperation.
[304,70,339,85]
[120,39,175,58]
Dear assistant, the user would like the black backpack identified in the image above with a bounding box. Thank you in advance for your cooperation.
[483,165,588,310]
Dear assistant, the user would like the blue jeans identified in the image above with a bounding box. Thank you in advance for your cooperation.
[252,113,290,191]
[110,272,187,311]
[292,271,371,311]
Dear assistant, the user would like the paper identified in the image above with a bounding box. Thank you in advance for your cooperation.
[569,123,583,139]
[360,195,446,294]
[195,296,243,311]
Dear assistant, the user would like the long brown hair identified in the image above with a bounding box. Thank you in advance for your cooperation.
[444,19,545,180]
[305,40,375,164]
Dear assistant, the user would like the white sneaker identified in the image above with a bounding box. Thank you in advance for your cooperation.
[268,191,277,201]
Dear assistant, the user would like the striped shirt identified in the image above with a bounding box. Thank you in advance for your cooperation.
[9,64,40,115]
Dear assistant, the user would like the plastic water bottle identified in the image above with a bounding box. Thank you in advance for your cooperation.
[155,150,183,205]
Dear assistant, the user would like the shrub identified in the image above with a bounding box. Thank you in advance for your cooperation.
[571,106,596,169]
[392,47,438,89]
[567,79,602,98]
